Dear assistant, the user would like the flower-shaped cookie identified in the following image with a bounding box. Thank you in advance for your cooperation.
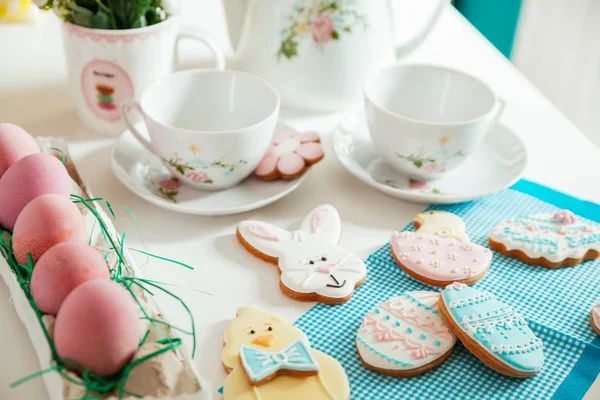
[255,131,324,180]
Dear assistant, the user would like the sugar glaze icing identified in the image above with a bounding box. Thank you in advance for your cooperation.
[489,211,600,262]
[356,291,457,371]
[442,283,544,373]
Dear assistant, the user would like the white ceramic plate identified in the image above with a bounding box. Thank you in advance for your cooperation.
[333,112,528,204]
[111,122,307,216]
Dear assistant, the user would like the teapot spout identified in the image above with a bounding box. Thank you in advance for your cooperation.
[393,0,449,59]
[223,0,249,51]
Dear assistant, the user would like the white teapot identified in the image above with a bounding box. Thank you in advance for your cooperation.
[223,0,447,111]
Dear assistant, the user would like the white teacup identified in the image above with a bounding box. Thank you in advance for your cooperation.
[121,69,280,190]
[364,63,505,180]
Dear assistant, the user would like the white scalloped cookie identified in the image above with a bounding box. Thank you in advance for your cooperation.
[356,291,456,377]
[489,210,600,268]
[592,302,600,336]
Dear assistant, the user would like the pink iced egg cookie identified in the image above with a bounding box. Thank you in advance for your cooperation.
[54,280,140,377]
[12,194,87,264]
[391,231,492,287]
[31,242,110,315]
[0,123,40,178]
[255,131,324,180]
[356,291,457,376]
[0,153,70,230]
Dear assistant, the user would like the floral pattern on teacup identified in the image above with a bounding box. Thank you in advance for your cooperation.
[145,175,181,202]
[277,0,366,60]
[396,136,466,174]
[161,146,248,185]
[384,179,442,195]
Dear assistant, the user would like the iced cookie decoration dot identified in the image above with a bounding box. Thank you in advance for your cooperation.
[439,282,544,377]
[236,204,366,304]
[591,301,600,336]
[255,131,324,180]
[489,210,600,268]
[356,291,457,377]
[391,211,492,287]
[222,306,350,400]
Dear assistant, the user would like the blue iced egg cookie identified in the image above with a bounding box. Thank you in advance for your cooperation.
[440,282,544,377]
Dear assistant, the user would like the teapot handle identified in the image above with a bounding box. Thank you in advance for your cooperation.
[389,0,449,59]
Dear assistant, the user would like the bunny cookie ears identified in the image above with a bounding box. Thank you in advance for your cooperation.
[236,205,367,305]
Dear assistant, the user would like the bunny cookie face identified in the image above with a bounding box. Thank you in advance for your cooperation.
[236,205,367,304]
[222,306,350,400]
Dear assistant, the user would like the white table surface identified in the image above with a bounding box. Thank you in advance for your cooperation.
[1,1,599,399]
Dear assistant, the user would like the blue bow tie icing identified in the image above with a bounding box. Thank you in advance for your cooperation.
[240,340,320,384]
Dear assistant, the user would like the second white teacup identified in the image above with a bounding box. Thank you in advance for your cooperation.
[365,63,505,180]
[121,69,280,190]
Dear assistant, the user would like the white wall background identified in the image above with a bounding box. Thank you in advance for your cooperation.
[513,0,600,147]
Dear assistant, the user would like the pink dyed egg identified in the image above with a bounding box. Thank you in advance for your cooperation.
[0,123,40,178]
[0,153,70,230]
[31,242,110,315]
[54,280,140,377]
[12,194,87,264]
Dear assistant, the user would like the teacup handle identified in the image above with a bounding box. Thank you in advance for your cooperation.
[120,100,155,154]
[492,97,507,127]
[177,24,225,70]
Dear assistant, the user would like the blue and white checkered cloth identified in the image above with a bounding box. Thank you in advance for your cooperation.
[294,180,600,400]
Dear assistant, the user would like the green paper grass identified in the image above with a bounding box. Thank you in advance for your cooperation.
[1,194,205,399]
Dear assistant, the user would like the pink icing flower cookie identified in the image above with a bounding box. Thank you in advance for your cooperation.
[255,131,324,180]
[592,301,600,336]
[390,231,492,287]
[489,210,600,268]
[356,291,457,377]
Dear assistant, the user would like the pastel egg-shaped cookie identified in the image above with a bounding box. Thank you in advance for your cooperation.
[391,231,492,287]
[356,291,457,377]
[439,283,544,377]
[591,302,600,336]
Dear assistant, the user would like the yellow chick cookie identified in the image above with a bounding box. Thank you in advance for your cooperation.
[413,210,469,243]
[222,306,350,400]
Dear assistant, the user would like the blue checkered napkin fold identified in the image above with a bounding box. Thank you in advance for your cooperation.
[294,180,600,400]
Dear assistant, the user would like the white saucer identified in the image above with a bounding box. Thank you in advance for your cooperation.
[333,112,527,204]
[111,122,307,216]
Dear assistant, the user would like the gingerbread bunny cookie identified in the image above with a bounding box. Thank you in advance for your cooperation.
[391,211,492,287]
[222,306,350,400]
[237,205,366,304]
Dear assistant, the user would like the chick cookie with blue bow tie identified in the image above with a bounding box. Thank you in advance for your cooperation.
[222,306,350,400]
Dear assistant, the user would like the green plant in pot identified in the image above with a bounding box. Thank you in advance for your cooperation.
[39,0,179,29]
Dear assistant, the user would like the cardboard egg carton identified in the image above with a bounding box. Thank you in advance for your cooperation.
[0,137,211,400]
